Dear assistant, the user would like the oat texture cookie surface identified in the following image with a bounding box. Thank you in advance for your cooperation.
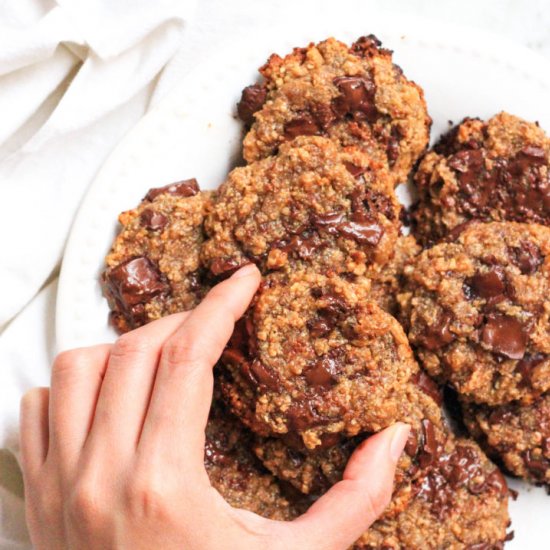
[219,269,419,449]
[253,379,443,496]
[401,222,550,406]
[202,136,400,280]
[239,36,431,186]
[205,396,305,520]
[411,112,550,244]
[463,394,549,486]
[102,179,211,332]
[355,436,510,549]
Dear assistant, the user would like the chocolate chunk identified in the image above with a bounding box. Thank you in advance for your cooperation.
[518,145,547,163]
[448,149,484,177]
[237,84,267,125]
[140,209,168,231]
[210,257,249,278]
[247,359,281,391]
[362,188,396,221]
[284,113,321,139]
[221,348,246,369]
[445,220,475,242]
[485,468,508,497]
[144,179,199,201]
[312,209,383,246]
[481,314,527,360]
[307,317,333,338]
[386,125,403,166]
[312,211,346,235]
[318,432,342,449]
[524,449,548,478]
[307,293,349,337]
[350,35,384,58]
[418,419,438,468]
[343,161,366,178]
[287,400,327,432]
[509,241,543,275]
[337,218,383,245]
[422,311,455,350]
[413,371,443,405]
[464,268,506,300]
[104,257,167,308]
[311,102,337,130]
[516,353,545,387]
[405,428,419,457]
[187,270,202,292]
[332,75,378,123]
[272,232,321,260]
[304,352,341,388]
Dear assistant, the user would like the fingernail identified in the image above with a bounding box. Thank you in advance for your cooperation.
[389,423,411,462]
[230,263,258,279]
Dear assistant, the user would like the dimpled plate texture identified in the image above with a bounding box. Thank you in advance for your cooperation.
[56,14,550,549]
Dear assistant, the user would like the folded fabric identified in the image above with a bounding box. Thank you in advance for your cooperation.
[0,0,195,329]
[0,1,196,547]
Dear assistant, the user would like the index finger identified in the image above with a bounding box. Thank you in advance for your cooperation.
[137,264,261,467]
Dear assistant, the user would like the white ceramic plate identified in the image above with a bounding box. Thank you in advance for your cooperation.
[56,15,550,548]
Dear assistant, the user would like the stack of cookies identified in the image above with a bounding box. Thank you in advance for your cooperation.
[101,35,549,548]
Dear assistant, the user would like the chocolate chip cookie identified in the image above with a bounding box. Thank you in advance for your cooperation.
[401,222,550,406]
[252,380,443,496]
[355,436,510,549]
[239,35,431,186]
[201,136,400,280]
[219,269,419,449]
[205,395,304,520]
[411,112,550,245]
[102,180,211,332]
[462,394,549,486]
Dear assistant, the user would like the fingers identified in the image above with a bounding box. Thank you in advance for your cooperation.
[20,388,50,478]
[87,312,191,454]
[286,423,410,550]
[48,345,111,466]
[138,264,261,466]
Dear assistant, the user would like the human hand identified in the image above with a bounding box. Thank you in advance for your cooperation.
[20,264,410,550]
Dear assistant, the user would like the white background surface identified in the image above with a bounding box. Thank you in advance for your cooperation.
[1,1,549,548]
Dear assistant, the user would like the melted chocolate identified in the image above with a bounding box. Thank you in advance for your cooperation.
[144,179,199,201]
[287,400,328,431]
[140,209,168,231]
[237,84,267,125]
[103,257,168,327]
[332,75,378,123]
[509,241,543,275]
[447,141,549,225]
[481,314,527,360]
[464,268,506,301]
[304,349,343,388]
[414,371,443,405]
[422,311,455,350]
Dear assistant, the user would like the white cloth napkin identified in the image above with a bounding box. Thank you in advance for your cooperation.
[0,1,196,547]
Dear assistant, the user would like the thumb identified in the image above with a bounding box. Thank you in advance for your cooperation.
[284,423,410,550]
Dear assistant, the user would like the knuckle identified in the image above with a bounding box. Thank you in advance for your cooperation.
[124,477,171,521]
[112,332,151,360]
[53,349,83,376]
[161,338,204,375]
[68,481,108,529]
